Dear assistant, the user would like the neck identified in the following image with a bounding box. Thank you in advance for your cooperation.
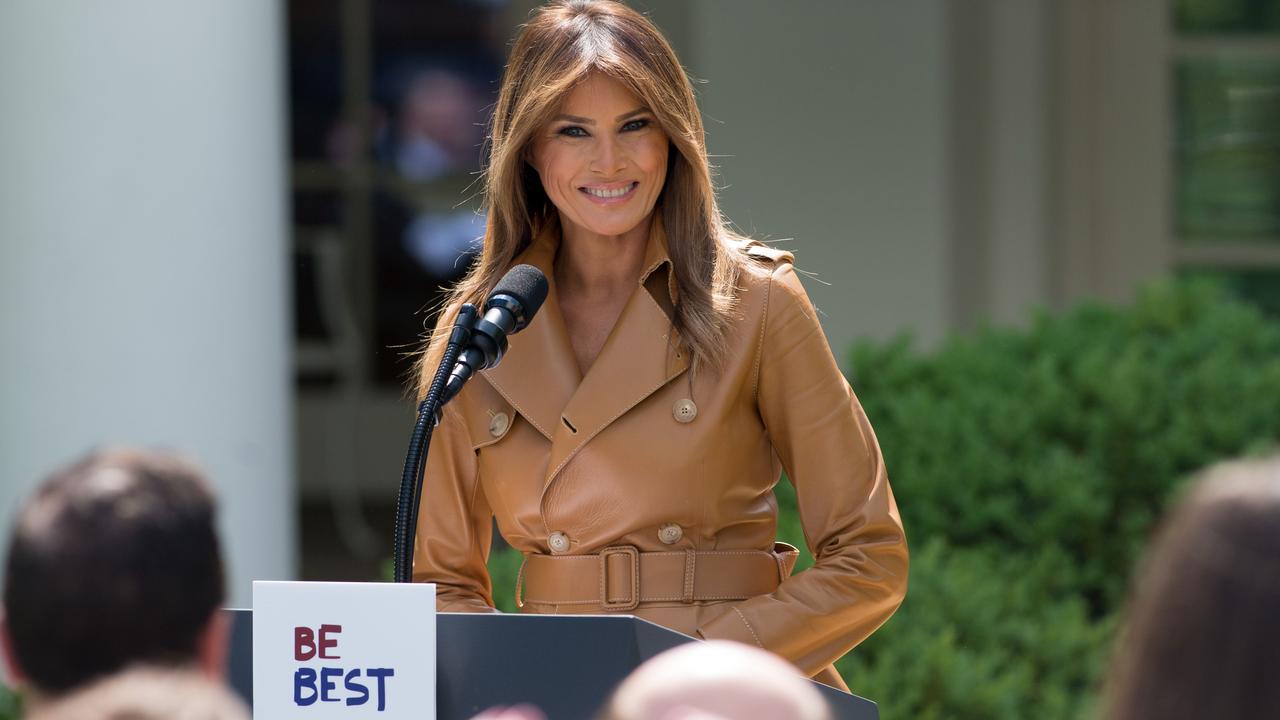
[555,213,653,298]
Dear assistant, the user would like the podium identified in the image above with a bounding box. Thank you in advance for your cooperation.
[225,609,877,719]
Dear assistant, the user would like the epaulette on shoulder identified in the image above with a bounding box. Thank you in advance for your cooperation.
[742,241,795,267]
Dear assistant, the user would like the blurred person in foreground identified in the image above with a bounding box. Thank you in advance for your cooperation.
[598,640,831,720]
[0,449,247,719]
[1102,454,1280,719]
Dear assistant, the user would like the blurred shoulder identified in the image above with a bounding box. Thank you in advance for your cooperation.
[29,667,250,720]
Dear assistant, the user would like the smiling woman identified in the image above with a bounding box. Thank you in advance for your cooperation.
[410,0,908,693]
[531,75,669,243]
[531,74,671,373]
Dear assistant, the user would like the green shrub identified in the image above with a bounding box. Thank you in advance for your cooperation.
[0,683,19,720]
[850,279,1280,603]
[834,278,1280,717]
[488,538,524,614]
[837,539,1113,720]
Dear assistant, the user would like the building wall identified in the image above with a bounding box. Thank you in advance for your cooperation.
[0,0,294,607]
[683,1,951,354]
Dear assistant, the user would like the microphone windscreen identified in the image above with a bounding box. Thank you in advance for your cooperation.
[492,264,549,318]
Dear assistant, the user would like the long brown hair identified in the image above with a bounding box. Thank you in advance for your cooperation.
[415,0,757,397]
[1102,454,1280,719]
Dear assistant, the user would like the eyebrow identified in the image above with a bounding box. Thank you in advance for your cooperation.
[553,107,651,125]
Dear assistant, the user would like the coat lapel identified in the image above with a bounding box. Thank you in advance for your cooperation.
[542,221,689,488]
[479,218,690,488]
[480,225,580,441]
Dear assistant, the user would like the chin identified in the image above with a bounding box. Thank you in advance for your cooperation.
[588,220,643,236]
[572,211,650,238]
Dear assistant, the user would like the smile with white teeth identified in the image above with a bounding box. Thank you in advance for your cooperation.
[582,182,637,198]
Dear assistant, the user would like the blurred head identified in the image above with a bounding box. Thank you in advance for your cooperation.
[395,69,484,181]
[1103,455,1280,719]
[598,640,832,720]
[401,70,480,154]
[0,449,227,697]
[419,0,753,394]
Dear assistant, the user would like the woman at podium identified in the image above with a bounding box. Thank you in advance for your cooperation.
[412,0,907,691]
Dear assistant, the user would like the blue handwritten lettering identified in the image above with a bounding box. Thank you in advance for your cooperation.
[344,668,369,706]
[367,668,394,712]
[294,667,317,706]
[320,667,342,702]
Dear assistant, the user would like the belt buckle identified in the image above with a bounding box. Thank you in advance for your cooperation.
[599,545,640,611]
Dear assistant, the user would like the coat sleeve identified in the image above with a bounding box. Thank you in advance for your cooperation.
[696,262,909,673]
[412,403,499,613]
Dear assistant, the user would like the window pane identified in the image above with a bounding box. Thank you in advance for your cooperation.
[366,0,501,386]
[372,0,502,186]
[1175,0,1280,34]
[1176,57,1280,240]
[1182,268,1280,317]
[289,0,342,162]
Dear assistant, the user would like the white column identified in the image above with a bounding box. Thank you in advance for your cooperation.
[0,1,294,606]
[948,0,1056,328]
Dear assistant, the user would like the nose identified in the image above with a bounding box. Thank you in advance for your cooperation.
[590,134,626,175]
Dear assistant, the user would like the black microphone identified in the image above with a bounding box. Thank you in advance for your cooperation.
[441,264,549,406]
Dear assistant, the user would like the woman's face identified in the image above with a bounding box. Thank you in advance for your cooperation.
[530,72,669,239]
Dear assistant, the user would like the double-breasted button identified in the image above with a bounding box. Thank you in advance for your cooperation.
[672,398,698,423]
[489,412,510,438]
[658,523,683,545]
[548,531,570,554]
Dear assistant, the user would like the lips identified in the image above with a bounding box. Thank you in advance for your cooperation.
[580,181,638,200]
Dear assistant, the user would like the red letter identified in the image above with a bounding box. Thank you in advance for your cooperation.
[294,626,316,661]
[319,624,343,659]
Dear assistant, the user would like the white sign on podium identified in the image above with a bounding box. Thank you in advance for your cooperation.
[253,581,436,719]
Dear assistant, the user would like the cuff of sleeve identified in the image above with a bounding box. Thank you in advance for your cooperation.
[696,605,765,649]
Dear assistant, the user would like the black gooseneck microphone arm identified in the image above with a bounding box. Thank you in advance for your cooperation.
[391,263,549,584]
[392,303,478,584]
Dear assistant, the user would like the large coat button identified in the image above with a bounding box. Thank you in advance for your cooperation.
[548,531,570,554]
[672,399,698,423]
[658,523,683,545]
[489,412,510,438]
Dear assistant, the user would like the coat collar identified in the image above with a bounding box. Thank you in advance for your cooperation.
[480,216,689,486]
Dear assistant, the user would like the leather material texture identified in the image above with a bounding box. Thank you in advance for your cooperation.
[518,543,799,608]
[414,219,909,691]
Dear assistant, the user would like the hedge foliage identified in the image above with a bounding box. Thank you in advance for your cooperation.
[834,279,1280,719]
[0,687,15,720]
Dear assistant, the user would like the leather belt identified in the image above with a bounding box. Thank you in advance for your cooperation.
[517,544,798,611]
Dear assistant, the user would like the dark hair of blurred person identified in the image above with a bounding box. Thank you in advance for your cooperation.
[1102,454,1280,719]
[0,448,228,701]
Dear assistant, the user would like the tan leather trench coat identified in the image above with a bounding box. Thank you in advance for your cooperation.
[414,219,908,691]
